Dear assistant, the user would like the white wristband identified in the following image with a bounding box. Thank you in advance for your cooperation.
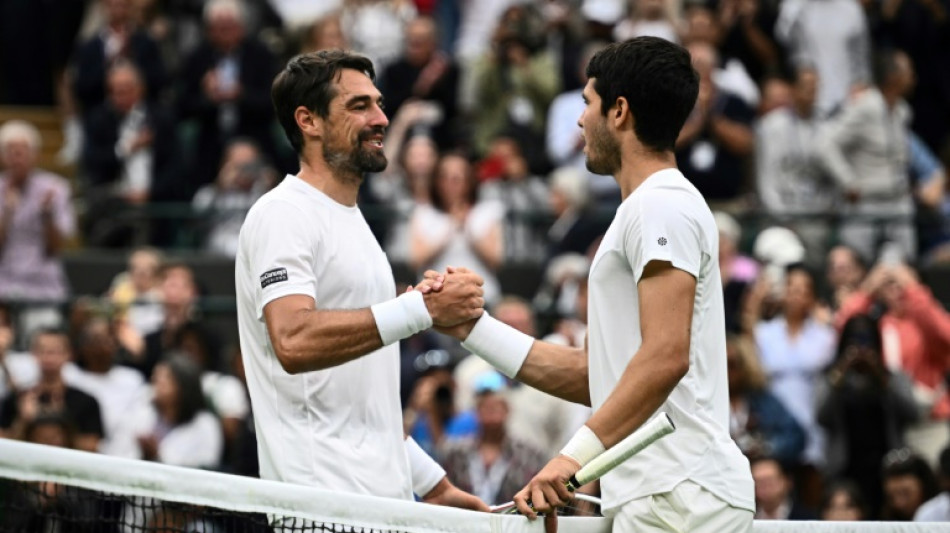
[370,291,433,346]
[405,437,445,497]
[460,313,533,378]
[559,425,606,468]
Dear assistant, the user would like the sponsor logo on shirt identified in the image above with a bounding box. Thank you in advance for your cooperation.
[260,268,288,289]
[658,237,668,246]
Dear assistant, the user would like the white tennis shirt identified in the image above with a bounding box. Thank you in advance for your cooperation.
[586,169,755,514]
[235,175,412,500]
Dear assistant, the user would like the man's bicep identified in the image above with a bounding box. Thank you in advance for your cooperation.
[638,261,696,356]
[263,294,316,342]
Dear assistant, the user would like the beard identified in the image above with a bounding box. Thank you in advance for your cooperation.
[323,127,388,182]
[584,120,621,176]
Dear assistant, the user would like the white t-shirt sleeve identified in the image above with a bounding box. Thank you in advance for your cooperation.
[247,201,319,318]
[625,191,703,282]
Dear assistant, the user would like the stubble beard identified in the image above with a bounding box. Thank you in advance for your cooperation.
[323,129,388,184]
[584,120,621,176]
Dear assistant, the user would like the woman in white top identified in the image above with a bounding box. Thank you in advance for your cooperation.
[135,354,223,469]
[409,153,504,306]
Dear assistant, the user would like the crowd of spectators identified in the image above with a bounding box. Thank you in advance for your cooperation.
[1,0,950,523]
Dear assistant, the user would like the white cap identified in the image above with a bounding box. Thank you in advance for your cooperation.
[752,226,806,266]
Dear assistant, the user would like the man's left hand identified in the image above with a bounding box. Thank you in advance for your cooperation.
[422,478,489,512]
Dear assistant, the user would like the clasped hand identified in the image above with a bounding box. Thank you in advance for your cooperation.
[412,266,485,328]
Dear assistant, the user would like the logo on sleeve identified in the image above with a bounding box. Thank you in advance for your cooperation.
[657,237,668,246]
[260,268,288,289]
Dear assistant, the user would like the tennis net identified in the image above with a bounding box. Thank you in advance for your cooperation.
[0,438,610,533]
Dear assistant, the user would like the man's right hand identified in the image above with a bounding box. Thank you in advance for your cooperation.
[417,267,485,327]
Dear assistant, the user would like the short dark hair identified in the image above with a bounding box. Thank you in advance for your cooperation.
[872,48,906,87]
[272,50,376,154]
[585,37,698,152]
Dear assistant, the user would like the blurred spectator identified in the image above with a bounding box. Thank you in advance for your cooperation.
[817,314,918,515]
[379,15,460,149]
[613,0,681,44]
[437,371,547,505]
[754,264,836,502]
[715,0,781,84]
[107,246,165,339]
[915,445,950,521]
[341,0,417,75]
[302,11,348,52]
[225,345,258,477]
[0,329,103,453]
[82,61,177,247]
[825,244,868,312]
[404,349,476,456]
[835,262,950,467]
[775,0,871,117]
[881,447,940,520]
[726,334,806,467]
[409,153,503,306]
[541,260,590,349]
[907,130,950,264]
[821,480,869,521]
[751,456,819,519]
[715,211,758,334]
[676,41,755,204]
[63,316,149,458]
[72,0,166,117]
[681,5,760,108]
[470,4,560,169]
[193,139,277,258]
[132,354,223,468]
[545,167,608,262]
[0,304,38,398]
[817,49,919,262]
[545,41,618,202]
[0,120,75,335]
[479,137,550,264]
[178,0,280,195]
[747,227,808,326]
[454,0,521,67]
[758,75,792,116]
[755,67,834,265]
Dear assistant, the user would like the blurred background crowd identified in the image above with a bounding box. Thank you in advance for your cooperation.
[0,0,949,523]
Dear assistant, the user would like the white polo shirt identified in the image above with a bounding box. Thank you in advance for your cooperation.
[586,169,754,514]
[235,175,412,500]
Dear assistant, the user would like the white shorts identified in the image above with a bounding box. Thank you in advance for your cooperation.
[612,480,753,533]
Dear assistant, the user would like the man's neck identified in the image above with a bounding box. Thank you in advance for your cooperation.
[38,374,65,391]
[615,149,678,200]
[298,157,362,207]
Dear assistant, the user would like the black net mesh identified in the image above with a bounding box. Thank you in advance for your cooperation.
[0,478,409,533]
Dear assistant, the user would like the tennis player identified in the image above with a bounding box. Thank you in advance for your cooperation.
[235,50,486,510]
[431,38,755,531]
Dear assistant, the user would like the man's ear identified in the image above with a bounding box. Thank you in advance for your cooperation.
[612,97,632,130]
[294,106,323,141]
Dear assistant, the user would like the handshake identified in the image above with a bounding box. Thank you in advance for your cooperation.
[411,266,486,339]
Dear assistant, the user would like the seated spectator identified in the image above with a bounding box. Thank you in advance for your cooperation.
[108,246,165,339]
[0,120,76,334]
[404,349,476,456]
[726,334,805,467]
[821,481,869,521]
[824,244,868,312]
[132,354,223,468]
[681,5,761,108]
[882,448,940,521]
[72,0,166,117]
[380,15,460,149]
[63,316,148,458]
[81,61,176,247]
[470,4,560,168]
[755,67,835,264]
[0,303,38,398]
[0,329,103,453]
[751,456,819,520]
[817,314,919,515]
[715,211,758,333]
[915,445,950,521]
[438,372,547,505]
[341,0,417,75]
[478,138,551,264]
[302,12,348,53]
[835,261,950,466]
[409,153,503,306]
[178,0,280,193]
[546,167,607,263]
[192,138,277,258]
[614,0,681,43]
[676,41,755,204]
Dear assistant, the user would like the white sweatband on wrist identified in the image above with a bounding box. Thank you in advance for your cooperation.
[370,291,433,346]
[461,313,533,378]
[559,425,606,467]
[405,437,445,497]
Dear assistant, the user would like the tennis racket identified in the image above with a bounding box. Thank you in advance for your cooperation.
[490,412,676,514]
